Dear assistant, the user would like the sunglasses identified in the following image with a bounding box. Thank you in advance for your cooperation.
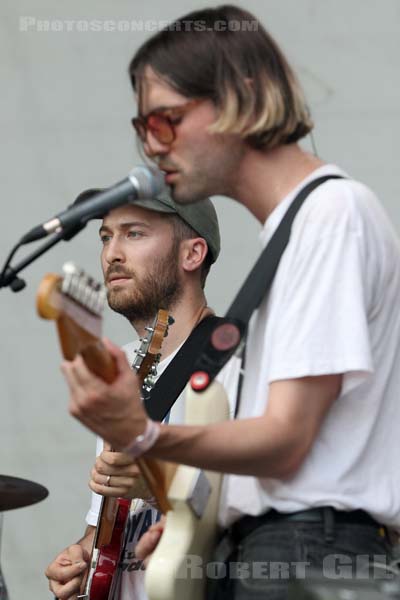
[131,99,201,145]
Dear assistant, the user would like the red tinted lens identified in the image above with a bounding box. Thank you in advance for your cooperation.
[147,114,174,144]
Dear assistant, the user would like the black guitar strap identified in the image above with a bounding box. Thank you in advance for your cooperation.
[191,175,345,387]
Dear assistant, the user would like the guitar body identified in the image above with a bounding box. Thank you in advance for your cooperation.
[145,380,230,600]
[87,498,130,600]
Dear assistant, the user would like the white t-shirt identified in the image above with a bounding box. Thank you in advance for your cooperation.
[220,164,400,529]
[86,338,241,600]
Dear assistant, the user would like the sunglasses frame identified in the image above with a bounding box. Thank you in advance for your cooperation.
[131,99,201,145]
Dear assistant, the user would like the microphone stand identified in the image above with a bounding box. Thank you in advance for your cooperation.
[0,222,88,292]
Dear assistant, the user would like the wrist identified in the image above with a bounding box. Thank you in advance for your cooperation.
[124,419,160,458]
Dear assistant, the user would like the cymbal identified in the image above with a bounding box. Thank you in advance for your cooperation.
[0,475,48,511]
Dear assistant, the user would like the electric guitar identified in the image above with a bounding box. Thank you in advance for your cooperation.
[36,262,173,599]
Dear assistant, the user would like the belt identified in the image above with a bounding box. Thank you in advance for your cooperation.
[230,507,383,545]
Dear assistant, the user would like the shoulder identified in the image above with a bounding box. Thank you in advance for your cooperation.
[294,175,385,242]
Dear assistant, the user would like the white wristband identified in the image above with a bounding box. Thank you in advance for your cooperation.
[124,419,161,458]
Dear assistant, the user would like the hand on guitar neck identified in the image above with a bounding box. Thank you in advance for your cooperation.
[62,337,149,450]
[89,448,154,501]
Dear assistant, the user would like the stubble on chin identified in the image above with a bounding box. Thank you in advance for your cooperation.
[107,287,135,317]
[169,178,211,206]
[171,152,234,203]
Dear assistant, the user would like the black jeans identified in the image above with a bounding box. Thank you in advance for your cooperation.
[207,519,394,600]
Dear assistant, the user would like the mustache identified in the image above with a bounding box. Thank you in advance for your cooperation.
[158,160,179,172]
[105,265,135,282]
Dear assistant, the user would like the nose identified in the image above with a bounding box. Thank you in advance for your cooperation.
[143,130,170,159]
[103,237,126,266]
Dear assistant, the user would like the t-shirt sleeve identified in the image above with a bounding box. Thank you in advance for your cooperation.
[268,210,373,395]
[86,491,102,526]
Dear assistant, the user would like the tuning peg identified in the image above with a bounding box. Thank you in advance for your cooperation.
[134,349,146,358]
[62,261,79,276]
[163,315,174,337]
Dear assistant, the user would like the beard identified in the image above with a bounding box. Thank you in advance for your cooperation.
[168,144,244,205]
[105,242,182,323]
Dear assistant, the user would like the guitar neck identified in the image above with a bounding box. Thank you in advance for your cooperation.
[135,458,173,513]
[82,322,172,512]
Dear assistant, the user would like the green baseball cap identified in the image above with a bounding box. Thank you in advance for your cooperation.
[74,188,220,263]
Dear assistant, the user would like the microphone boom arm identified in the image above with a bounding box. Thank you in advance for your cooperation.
[0,224,86,292]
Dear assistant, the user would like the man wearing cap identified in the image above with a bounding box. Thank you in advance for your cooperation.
[45,193,241,600]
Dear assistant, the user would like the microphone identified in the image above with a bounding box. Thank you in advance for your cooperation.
[20,165,165,244]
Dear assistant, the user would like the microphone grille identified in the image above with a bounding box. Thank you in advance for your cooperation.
[129,165,166,198]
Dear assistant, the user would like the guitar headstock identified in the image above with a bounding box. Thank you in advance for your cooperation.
[132,310,172,395]
[37,262,115,379]
[37,261,106,333]
[37,262,173,386]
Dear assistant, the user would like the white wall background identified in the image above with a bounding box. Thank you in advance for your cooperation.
[0,0,399,597]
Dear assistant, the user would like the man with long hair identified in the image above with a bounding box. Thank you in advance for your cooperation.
[62,6,400,598]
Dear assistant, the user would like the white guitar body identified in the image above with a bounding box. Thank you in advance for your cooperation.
[145,380,230,600]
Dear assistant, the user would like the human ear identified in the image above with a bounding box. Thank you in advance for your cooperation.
[180,238,208,273]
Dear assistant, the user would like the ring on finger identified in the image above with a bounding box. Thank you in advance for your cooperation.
[105,475,111,486]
